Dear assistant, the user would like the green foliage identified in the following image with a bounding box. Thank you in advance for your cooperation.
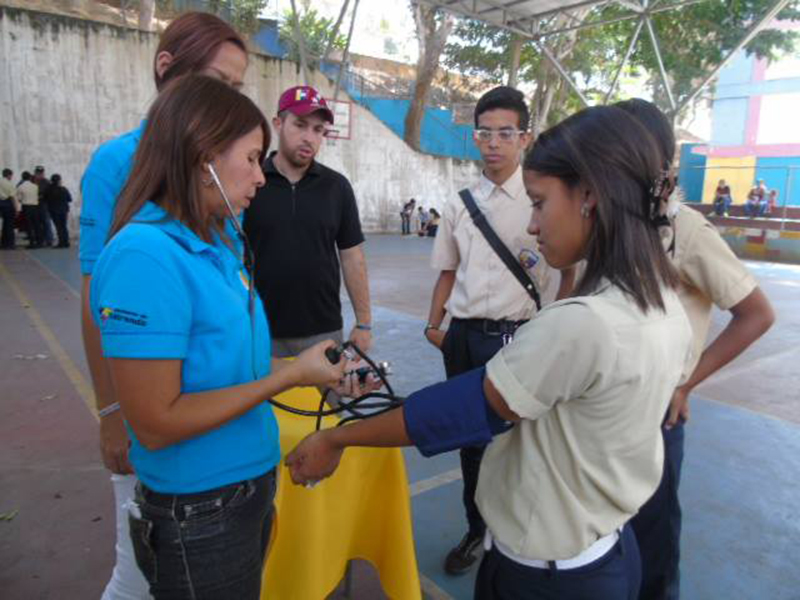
[621,0,800,103]
[206,0,267,34]
[279,8,348,65]
[443,0,800,118]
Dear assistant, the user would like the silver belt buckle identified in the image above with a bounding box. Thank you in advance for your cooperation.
[502,333,513,346]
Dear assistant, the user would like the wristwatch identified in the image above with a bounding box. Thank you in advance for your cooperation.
[424,323,439,336]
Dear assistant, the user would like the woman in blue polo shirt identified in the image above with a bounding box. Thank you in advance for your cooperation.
[91,75,346,599]
[80,13,254,599]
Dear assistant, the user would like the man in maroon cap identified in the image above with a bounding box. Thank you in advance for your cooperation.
[244,85,372,359]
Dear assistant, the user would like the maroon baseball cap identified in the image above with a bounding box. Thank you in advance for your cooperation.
[278,86,334,124]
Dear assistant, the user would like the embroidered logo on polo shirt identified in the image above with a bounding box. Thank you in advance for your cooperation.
[99,306,148,327]
[518,248,539,271]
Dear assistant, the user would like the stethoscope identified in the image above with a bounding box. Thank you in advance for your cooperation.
[207,163,405,430]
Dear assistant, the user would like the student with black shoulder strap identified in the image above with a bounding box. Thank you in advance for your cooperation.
[422,86,575,575]
[458,188,542,311]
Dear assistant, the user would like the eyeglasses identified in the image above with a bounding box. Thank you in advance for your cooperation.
[473,129,527,143]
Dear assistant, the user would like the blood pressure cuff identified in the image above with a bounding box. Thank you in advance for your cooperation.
[403,367,512,457]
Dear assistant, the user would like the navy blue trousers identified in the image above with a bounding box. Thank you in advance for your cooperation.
[0,200,15,248]
[441,318,507,537]
[475,526,641,600]
[631,421,685,600]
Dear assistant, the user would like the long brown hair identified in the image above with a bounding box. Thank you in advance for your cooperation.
[524,105,679,312]
[154,12,247,91]
[110,75,270,242]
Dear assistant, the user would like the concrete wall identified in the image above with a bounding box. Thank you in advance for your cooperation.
[0,6,480,234]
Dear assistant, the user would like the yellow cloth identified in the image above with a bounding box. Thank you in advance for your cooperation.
[261,386,421,600]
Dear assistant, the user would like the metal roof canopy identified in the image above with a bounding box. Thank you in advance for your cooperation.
[419,0,792,117]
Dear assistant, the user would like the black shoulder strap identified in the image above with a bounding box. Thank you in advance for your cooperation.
[459,188,541,311]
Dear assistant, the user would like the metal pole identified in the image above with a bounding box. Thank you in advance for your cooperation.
[644,15,676,111]
[334,0,361,101]
[615,0,645,12]
[289,0,312,85]
[532,0,708,38]
[537,42,590,106]
[781,167,792,232]
[604,16,645,103]
[323,0,351,62]
[677,0,793,112]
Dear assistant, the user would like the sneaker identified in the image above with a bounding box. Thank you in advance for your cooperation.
[444,531,484,575]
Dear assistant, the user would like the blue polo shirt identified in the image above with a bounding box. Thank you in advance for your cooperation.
[80,121,244,275]
[91,202,280,493]
[80,122,146,275]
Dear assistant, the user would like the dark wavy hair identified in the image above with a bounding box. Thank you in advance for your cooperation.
[110,75,269,243]
[524,105,679,312]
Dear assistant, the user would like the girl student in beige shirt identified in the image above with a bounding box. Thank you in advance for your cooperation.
[285,105,693,599]
[615,98,774,600]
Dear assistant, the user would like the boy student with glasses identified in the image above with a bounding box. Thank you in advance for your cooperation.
[420,86,575,575]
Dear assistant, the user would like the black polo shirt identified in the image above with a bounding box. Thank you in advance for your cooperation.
[243,154,364,339]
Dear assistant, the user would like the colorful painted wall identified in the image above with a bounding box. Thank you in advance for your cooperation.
[717,226,800,264]
[678,40,800,207]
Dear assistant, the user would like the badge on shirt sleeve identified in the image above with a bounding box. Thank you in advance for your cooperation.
[99,306,148,327]
[518,248,539,271]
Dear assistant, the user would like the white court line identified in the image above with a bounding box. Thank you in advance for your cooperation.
[410,470,463,599]
[0,258,97,420]
[420,574,455,600]
[24,249,81,299]
[410,468,462,497]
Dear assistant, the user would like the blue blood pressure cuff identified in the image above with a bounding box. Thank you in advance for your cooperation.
[403,367,513,457]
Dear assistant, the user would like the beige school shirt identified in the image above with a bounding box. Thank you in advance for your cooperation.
[665,204,757,381]
[0,178,18,212]
[478,283,692,560]
[430,166,551,321]
[17,181,39,207]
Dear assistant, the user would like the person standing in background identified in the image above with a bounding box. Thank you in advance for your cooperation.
[45,174,72,247]
[17,172,42,248]
[0,168,18,249]
[33,166,54,246]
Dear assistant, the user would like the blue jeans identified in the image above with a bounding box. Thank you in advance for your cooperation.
[631,421,684,600]
[475,525,641,600]
[713,196,731,216]
[130,470,277,600]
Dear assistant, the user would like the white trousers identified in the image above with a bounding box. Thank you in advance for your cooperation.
[100,474,152,600]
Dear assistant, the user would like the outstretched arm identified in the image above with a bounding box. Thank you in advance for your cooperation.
[285,374,518,485]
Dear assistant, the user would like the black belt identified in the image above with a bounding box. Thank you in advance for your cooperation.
[453,317,528,336]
